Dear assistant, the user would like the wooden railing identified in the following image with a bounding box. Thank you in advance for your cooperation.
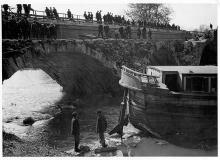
[2,9,98,24]
[121,65,159,85]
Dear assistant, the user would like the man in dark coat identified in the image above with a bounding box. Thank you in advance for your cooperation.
[2,4,9,15]
[23,4,29,17]
[126,25,131,39]
[137,27,141,39]
[96,11,100,23]
[17,4,22,16]
[41,23,47,39]
[2,16,9,38]
[9,16,18,39]
[53,7,59,19]
[18,16,29,39]
[67,9,72,19]
[91,12,93,22]
[71,112,81,152]
[28,4,34,16]
[96,110,107,148]
[98,24,103,38]
[50,7,53,18]
[45,7,50,18]
[210,23,213,30]
[119,27,124,39]
[104,25,110,38]
[142,27,146,39]
[84,11,87,20]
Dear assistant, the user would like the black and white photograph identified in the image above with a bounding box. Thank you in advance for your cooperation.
[1,0,218,157]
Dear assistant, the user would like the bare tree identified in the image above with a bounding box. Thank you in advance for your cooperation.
[126,3,173,24]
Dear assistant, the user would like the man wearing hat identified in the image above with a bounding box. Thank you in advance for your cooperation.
[71,112,81,152]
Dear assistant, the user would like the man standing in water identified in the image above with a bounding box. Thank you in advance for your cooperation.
[71,112,81,152]
[96,110,107,148]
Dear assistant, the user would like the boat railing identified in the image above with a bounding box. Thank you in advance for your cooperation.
[121,65,159,85]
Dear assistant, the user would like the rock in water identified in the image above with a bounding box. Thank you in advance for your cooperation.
[95,147,118,154]
[23,117,35,125]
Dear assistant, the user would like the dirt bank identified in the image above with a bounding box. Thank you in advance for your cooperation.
[3,129,69,156]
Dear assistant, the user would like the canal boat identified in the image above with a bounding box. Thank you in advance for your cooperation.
[118,65,217,146]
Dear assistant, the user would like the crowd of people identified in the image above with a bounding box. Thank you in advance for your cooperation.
[84,11,94,22]
[2,4,182,31]
[137,20,181,30]
[97,24,154,40]
[97,24,132,39]
[2,11,57,39]
[2,4,184,40]
[45,7,59,19]
[67,9,73,19]
[87,10,180,31]
[137,27,152,39]
[2,4,34,17]
[95,11,102,23]
[103,12,132,26]
[95,11,133,26]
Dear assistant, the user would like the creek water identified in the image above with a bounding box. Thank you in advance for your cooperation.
[2,69,140,156]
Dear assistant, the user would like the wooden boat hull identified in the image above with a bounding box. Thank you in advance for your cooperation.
[119,66,217,147]
[128,88,217,147]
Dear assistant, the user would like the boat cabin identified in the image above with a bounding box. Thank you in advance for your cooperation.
[146,66,217,93]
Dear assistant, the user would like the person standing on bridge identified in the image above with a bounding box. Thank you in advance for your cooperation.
[23,4,29,17]
[50,7,53,19]
[67,9,72,20]
[27,4,34,16]
[17,4,22,17]
[45,7,50,18]
[84,11,88,21]
[2,4,9,16]
[71,112,81,152]
[91,12,93,23]
[88,12,91,21]
[96,11,102,23]
[210,23,213,30]
[53,7,59,19]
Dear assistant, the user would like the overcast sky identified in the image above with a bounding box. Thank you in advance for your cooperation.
[4,1,218,31]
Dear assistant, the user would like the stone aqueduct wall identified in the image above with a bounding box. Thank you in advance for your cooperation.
[2,39,205,83]
[2,38,207,98]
